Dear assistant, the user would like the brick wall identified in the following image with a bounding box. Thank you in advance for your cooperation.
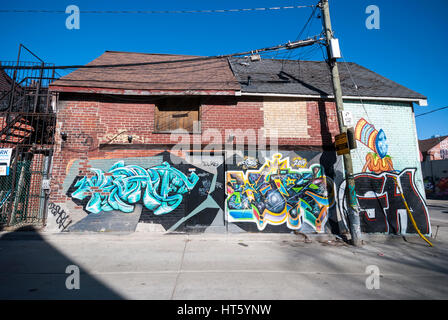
[50,93,341,204]
[427,137,448,160]
[47,91,427,234]
[47,92,344,235]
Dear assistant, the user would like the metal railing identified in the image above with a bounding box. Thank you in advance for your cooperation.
[0,45,57,227]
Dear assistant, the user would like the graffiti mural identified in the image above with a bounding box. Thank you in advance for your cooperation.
[355,118,394,173]
[226,153,335,232]
[435,177,448,196]
[338,168,431,235]
[63,152,227,233]
[71,161,199,215]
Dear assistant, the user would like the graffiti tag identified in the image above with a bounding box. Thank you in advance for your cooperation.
[48,202,72,231]
[291,156,307,168]
[237,157,259,170]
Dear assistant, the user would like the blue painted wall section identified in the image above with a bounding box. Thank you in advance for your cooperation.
[340,101,431,235]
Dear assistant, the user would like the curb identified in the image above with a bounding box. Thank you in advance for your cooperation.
[0,230,339,242]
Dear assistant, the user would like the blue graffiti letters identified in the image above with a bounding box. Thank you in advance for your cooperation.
[71,161,199,215]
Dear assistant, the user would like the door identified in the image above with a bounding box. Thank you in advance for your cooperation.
[185,153,225,232]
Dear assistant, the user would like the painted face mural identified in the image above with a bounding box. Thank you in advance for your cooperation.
[355,118,394,173]
[225,153,335,232]
[71,161,199,215]
[375,129,388,157]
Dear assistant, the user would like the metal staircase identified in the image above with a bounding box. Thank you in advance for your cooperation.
[0,45,57,227]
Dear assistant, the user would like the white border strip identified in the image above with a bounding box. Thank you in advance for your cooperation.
[239,92,427,106]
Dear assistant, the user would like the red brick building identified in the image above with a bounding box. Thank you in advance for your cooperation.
[46,51,430,236]
[419,135,448,161]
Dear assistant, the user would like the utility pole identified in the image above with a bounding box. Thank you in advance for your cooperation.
[319,0,362,246]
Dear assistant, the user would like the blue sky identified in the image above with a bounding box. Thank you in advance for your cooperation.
[1,0,446,139]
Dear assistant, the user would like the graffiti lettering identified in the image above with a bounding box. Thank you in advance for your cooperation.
[71,161,199,215]
[237,157,259,170]
[291,156,307,169]
[338,169,431,235]
[62,131,95,152]
[198,179,212,196]
[48,202,72,231]
[201,160,221,167]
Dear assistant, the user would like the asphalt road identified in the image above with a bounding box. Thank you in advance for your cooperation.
[0,202,447,300]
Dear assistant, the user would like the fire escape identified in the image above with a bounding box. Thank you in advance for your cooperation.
[0,45,57,228]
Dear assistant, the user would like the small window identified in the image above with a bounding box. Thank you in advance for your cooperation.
[154,97,200,133]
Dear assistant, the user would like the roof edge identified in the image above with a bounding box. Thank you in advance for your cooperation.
[104,50,204,58]
[240,92,427,105]
[49,85,237,96]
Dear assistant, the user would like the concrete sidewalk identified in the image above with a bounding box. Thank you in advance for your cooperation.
[427,199,448,209]
[0,230,447,300]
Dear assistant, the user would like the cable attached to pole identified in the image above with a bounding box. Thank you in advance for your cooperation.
[391,175,433,247]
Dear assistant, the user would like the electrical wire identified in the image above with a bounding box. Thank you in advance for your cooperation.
[0,5,315,15]
[281,5,319,72]
[1,37,324,71]
[57,47,229,152]
[415,106,448,117]
[2,8,326,152]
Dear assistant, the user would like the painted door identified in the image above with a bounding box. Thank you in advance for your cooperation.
[184,154,225,232]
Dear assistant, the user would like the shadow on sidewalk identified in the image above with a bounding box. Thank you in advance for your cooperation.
[0,226,123,300]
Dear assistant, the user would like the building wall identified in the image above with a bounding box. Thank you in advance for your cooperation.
[421,159,448,198]
[339,100,431,235]
[427,137,448,160]
[47,93,430,235]
[47,93,341,233]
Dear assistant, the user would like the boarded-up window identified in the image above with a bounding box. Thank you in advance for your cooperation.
[155,98,200,133]
[262,98,310,138]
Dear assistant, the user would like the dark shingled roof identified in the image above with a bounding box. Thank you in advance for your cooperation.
[51,51,240,92]
[51,52,426,100]
[228,57,426,100]
[419,135,448,153]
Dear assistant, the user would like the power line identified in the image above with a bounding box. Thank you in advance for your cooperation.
[281,4,319,70]
[0,37,325,71]
[415,106,448,118]
[0,5,315,15]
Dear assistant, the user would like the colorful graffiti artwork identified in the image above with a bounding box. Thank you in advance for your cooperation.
[226,153,335,232]
[71,161,199,215]
[338,168,431,235]
[291,156,308,169]
[237,156,259,170]
[436,177,448,196]
[355,118,394,173]
[424,177,435,195]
